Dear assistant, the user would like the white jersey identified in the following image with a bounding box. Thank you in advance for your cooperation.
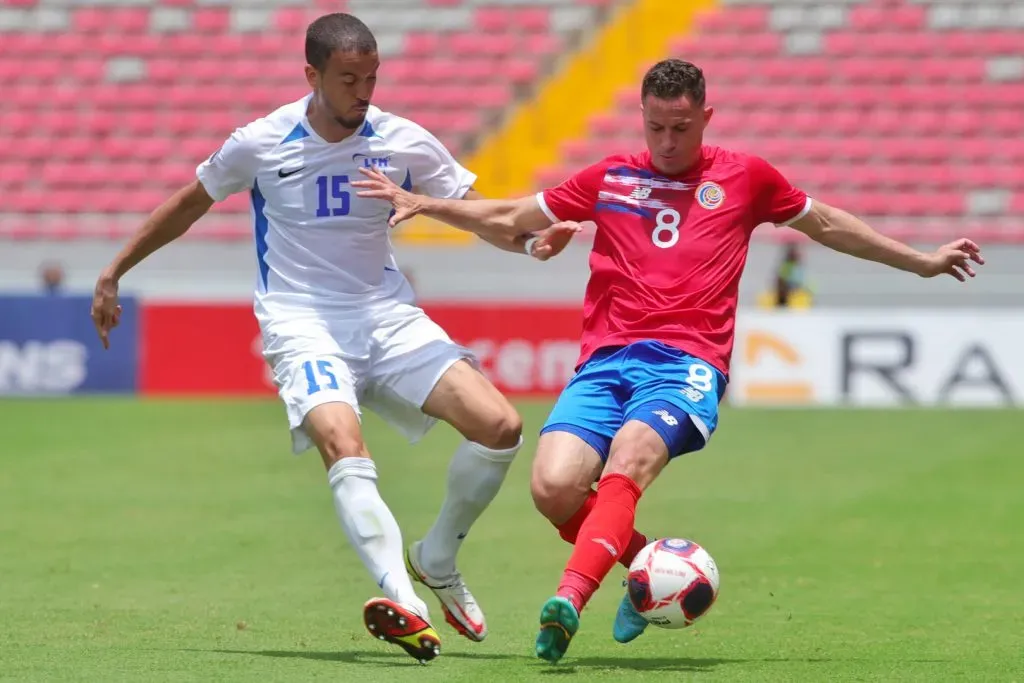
[196,94,476,321]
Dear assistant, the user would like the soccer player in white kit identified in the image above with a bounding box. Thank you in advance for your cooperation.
[90,13,565,663]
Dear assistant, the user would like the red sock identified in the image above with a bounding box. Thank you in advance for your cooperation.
[555,489,647,568]
[556,473,643,613]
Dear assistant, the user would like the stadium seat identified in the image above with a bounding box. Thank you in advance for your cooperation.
[2,0,1021,244]
[525,0,1023,244]
[1,0,591,239]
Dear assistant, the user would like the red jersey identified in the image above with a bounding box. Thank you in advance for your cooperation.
[538,145,810,375]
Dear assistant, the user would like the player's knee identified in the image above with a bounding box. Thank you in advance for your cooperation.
[317,425,369,465]
[530,469,588,525]
[469,406,522,451]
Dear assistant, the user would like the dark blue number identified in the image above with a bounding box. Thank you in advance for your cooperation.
[303,359,340,395]
[316,175,350,217]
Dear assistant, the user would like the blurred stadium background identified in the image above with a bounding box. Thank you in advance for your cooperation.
[2,0,1022,395]
[1,0,1022,680]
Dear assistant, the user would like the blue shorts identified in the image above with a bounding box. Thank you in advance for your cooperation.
[541,341,726,462]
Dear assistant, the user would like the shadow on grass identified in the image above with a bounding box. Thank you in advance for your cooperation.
[201,648,740,672]
[201,648,526,667]
[196,648,952,674]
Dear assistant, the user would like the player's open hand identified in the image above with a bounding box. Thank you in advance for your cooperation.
[91,273,122,350]
[530,221,584,261]
[918,238,985,281]
[353,167,423,227]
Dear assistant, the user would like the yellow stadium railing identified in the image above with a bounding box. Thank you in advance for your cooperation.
[393,0,718,246]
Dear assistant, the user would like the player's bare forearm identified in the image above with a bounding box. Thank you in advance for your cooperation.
[102,180,214,281]
[354,169,577,260]
[420,194,551,241]
[789,201,929,275]
[460,189,534,253]
[474,231,532,253]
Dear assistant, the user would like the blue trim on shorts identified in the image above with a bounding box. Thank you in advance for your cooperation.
[623,399,707,458]
[539,422,613,461]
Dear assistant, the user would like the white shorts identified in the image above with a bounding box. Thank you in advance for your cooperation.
[261,299,474,454]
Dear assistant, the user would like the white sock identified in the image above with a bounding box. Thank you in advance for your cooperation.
[418,438,521,578]
[327,457,428,617]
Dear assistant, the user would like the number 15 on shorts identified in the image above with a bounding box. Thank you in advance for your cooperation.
[303,359,339,395]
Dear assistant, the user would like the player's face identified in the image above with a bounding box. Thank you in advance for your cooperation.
[641,94,713,176]
[306,50,379,130]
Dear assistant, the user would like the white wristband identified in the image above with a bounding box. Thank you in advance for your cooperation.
[524,236,539,256]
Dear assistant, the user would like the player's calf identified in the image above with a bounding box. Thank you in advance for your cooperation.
[306,403,429,620]
[411,360,522,632]
[532,430,648,567]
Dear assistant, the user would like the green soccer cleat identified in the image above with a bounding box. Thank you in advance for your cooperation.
[535,596,580,664]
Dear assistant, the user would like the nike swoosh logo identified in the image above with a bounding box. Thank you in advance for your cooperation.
[592,538,618,557]
[277,166,304,178]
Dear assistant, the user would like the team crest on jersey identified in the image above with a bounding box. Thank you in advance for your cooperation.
[353,153,394,170]
[695,181,725,210]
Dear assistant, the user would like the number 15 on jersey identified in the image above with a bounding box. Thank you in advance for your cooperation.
[316,175,350,217]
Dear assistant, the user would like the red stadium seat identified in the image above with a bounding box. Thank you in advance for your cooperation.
[513,8,550,33]
[475,7,512,33]
[193,9,231,34]
[695,6,765,34]
[2,0,1020,242]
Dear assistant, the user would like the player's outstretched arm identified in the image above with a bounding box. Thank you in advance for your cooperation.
[788,200,984,281]
[91,180,215,349]
[461,188,581,258]
[353,167,580,260]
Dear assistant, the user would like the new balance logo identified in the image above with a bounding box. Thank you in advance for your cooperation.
[653,409,678,427]
[629,187,652,200]
[592,537,619,557]
[680,386,705,402]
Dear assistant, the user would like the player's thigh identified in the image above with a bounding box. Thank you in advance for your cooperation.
[530,430,604,524]
[362,303,518,447]
[539,350,628,464]
[608,342,727,487]
[263,320,369,465]
[421,359,522,449]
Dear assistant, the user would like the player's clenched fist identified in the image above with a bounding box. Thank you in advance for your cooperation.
[90,273,122,350]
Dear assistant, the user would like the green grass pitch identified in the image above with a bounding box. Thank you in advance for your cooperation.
[1,399,1022,682]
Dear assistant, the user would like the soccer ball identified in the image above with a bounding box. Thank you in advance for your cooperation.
[626,538,720,629]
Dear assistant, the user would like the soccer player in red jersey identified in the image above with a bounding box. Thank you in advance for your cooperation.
[353,59,984,662]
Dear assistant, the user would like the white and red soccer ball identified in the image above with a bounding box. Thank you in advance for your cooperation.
[626,538,720,629]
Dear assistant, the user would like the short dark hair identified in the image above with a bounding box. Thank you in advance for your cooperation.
[305,13,377,71]
[641,59,706,105]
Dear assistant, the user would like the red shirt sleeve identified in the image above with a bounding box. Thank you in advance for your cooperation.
[538,161,607,223]
[747,156,810,226]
